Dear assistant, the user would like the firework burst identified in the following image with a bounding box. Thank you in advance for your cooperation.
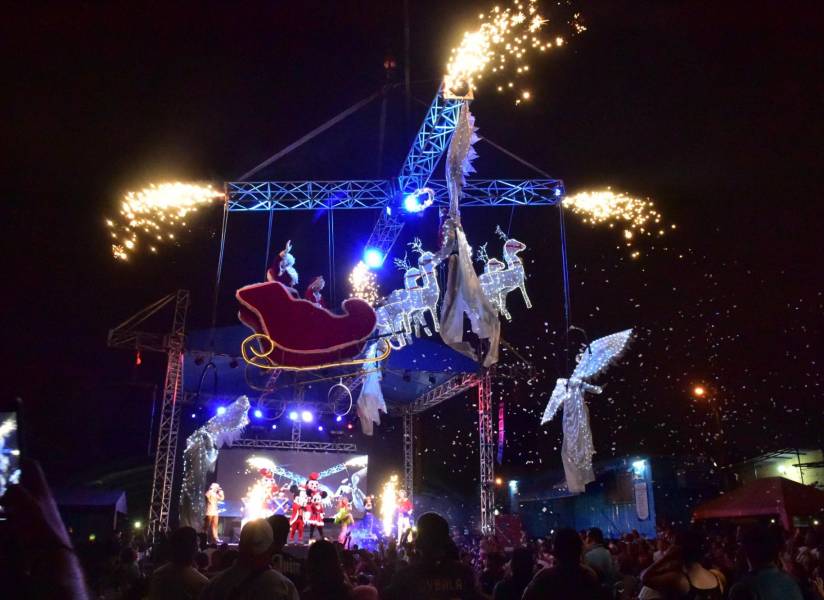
[107,182,224,260]
[348,261,381,306]
[444,0,585,103]
[563,189,674,257]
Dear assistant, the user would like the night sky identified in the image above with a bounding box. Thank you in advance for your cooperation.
[4,1,822,510]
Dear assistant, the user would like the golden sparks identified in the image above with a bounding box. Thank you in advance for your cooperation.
[107,182,224,260]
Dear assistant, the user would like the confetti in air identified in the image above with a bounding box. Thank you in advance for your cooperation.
[348,261,381,306]
[563,189,673,257]
[444,0,585,104]
[107,182,224,260]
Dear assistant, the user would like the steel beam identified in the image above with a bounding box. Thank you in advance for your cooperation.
[478,371,495,535]
[226,179,563,212]
[230,439,357,452]
[402,407,414,500]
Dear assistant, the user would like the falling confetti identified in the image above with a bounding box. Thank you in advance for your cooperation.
[107,182,224,260]
[444,0,585,104]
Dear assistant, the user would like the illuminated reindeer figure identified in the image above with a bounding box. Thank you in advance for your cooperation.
[375,242,440,348]
[479,226,532,321]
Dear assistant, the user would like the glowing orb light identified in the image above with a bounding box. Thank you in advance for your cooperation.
[363,248,385,269]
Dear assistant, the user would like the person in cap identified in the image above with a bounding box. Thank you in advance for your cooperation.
[200,516,299,600]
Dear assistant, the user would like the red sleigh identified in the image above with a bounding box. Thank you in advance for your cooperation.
[236,281,380,369]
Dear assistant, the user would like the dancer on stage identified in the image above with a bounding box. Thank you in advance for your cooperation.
[289,485,309,543]
[306,473,327,540]
[334,496,354,547]
[204,482,224,544]
[396,488,413,544]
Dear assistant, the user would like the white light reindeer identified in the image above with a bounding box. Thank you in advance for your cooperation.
[374,240,441,349]
[479,226,532,321]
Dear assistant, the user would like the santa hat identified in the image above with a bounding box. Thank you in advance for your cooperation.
[308,472,319,481]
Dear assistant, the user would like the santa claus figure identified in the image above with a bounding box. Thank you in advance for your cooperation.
[289,485,309,543]
[267,240,299,288]
[306,472,327,540]
[396,488,413,543]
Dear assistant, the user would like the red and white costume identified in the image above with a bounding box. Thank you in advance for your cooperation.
[396,490,413,543]
[306,472,325,527]
[289,486,309,542]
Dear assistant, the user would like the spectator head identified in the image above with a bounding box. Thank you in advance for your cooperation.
[415,512,452,560]
[554,528,584,565]
[169,526,199,566]
[511,547,535,579]
[741,524,783,569]
[352,585,379,600]
[586,527,605,546]
[266,514,290,552]
[119,547,137,565]
[306,539,345,587]
[674,528,705,565]
[239,519,275,569]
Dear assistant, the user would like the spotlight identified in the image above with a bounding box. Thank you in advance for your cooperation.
[554,187,563,197]
[191,413,196,419]
[288,411,299,421]
[403,187,434,214]
[336,415,343,423]
[301,410,313,423]
[363,247,385,269]
[318,425,324,432]
[216,406,226,416]
[253,409,263,419]
[347,423,353,430]
[133,521,142,529]
[271,424,278,430]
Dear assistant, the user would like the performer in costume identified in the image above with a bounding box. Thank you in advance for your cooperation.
[289,485,309,543]
[363,494,375,536]
[267,240,299,288]
[304,276,326,307]
[396,488,413,544]
[306,472,327,540]
[334,496,354,547]
[204,483,224,544]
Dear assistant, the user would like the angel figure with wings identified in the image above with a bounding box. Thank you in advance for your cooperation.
[541,329,633,494]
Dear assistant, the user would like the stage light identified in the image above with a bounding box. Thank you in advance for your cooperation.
[301,410,313,423]
[336,415,343,423]
[363,247,385,269]
[509,480,519,491]
[88,533,97,542]
[216,406,226,416]
[133,521,142,529]
[271,424,278,430]
[347,423,353,430]
[692,385,706,398]
[318,425,324,432]
[493,508,500,516]
[555,188,562,197]
[403,187,434,214]
[253,409,263,419]
[632,459,646,475]
[288,411,299,421]
[495,477,503,486]
[191,413,196,419]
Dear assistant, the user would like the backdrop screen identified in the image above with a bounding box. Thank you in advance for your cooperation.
[215,448,368,519]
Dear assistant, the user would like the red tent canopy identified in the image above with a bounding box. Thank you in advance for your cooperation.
[693,477,824,529]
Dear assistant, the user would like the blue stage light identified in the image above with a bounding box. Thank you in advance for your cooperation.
[403,187,434,213]
[363,247,385,269]
[317,425,324,432]
[288,410,299,421]
[216,406,226,416]
[271,424,278,430]
[301,410,313,423]
[336,415,343,423]
[555,188,562,197]
[253,409,263,419]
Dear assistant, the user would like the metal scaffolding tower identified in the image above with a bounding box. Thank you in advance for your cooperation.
[402,407,414,500]
[107,290,190,540]
[478,371,495,535]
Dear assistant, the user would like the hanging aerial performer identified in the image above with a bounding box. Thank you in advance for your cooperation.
[438,102,500,367]
[540,329,633,493]
[237,241,379,369]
